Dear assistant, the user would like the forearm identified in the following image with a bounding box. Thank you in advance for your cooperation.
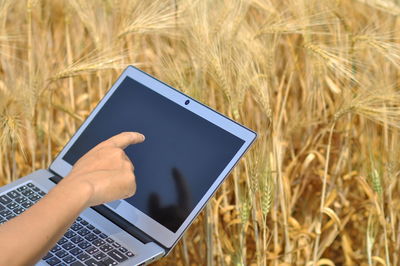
[0,178,92,265]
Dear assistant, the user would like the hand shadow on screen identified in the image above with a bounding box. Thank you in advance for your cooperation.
[148,167,192,232]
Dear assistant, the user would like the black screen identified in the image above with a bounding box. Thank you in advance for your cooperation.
[63,76,245,232]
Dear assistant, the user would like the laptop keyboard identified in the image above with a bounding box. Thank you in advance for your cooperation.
[0,182,135,266]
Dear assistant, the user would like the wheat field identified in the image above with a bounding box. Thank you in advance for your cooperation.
[1,0,400,265]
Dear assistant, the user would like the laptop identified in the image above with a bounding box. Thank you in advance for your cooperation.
[0,66,257,266]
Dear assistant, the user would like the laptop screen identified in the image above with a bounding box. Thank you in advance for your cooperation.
[63,76,245,232]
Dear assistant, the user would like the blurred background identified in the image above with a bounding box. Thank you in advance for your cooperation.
[1,0,400,265]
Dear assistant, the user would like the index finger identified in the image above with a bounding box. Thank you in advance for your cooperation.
[99,132,145,149]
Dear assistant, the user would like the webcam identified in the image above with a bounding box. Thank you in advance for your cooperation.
[185,99,190,105]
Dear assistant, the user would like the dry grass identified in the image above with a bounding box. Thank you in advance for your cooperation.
[1,0,400,265]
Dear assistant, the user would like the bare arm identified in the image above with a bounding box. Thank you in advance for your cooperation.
[0,132,145,266]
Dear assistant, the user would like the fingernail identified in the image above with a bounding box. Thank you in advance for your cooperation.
[141,134,145,141]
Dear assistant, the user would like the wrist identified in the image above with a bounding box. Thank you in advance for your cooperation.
[56,175,94,210]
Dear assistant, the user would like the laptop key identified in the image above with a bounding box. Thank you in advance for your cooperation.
[71,222,83,231]
[99,233,108,239]
[6,202,19,210]
[78,241,91,249]
[78,228,90,236]
[27,183,35,188]
[14,196,27,204]
[126,251,134,257]
[99,244,113,253]
[102,257,118,266]
[0,209,12,217]
[92,228,101,235]
[21,189,34,197]
[21,202,32,209]
[111,242,121,248]
[46,257,61,266]
[13,207,24,215]
[119,247,127,253]
[93,239,105,247]
[6,214,16,220]
[71,235,84,244]
[0,204,5,211]
[105,238,114,244]
[32,186,42,192]
[51,245,61,253]
[55,249,68,258]
[85,233,98,242]
[86,224,95,230]
[0,217,6,224]
[80,219,89,226]
[57,237,68,245]
[6,190,20,199]
[71,261,85,266]
[84,258,103,266]
[17,185,28,192]
[70,247,83,256]
[43,252,53,260]
[107,249,128,263]
[63,255,77,263]
[93,251,107,260]
[77,252,91,261]
[28,194,40,202]
[62,242,75,250]
[65,229,77,238]
[0,195,12,205]
[86,246,99,255]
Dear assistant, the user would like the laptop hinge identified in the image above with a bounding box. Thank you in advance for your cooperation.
[91,205,152,244]
[48,172,162,246]
[48,172,62,183]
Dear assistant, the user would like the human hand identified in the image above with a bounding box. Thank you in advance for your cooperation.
[61,132,145,207]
